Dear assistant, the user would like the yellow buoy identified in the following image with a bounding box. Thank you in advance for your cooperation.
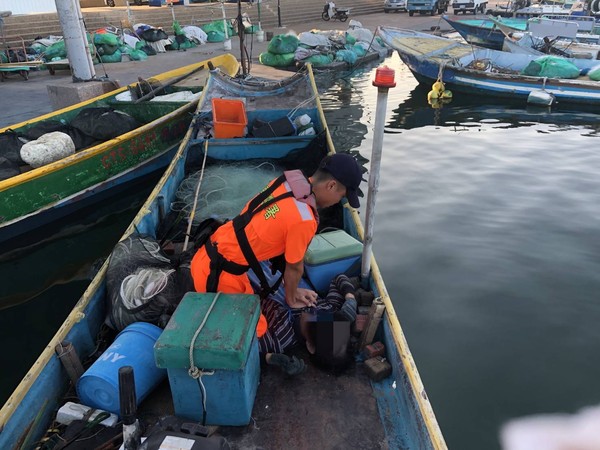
[427,90,439,102]
[441,90,453,99]
[432,81,445,93]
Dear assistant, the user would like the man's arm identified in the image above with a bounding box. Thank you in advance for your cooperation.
[284,260,317,308]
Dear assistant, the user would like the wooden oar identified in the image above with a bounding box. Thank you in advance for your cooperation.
[133,63,208,103]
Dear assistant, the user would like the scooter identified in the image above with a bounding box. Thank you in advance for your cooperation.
[321,2,351,22]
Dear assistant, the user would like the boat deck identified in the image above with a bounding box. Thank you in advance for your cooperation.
[140,347,388,449]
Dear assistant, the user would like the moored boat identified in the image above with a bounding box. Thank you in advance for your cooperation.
[0,64,447,449]
[378,26,600,107]
[0,54,239,251]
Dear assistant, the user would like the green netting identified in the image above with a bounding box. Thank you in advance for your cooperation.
[171,39,197,50]
[0,52,7,63]
[267,35,299,55]
[259,51,295,67]
[206,30,225,43]
[588,65,600,81]
[43,41,67,60]
[135,40,146,50]
[345,33,357,45]
[303,54,333,67]
[100,49,122,63]
[521,56,580,79]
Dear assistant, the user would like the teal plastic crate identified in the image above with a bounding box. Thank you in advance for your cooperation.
[154,292,260,370]
[154,292,261,425]
[304,230,363,293]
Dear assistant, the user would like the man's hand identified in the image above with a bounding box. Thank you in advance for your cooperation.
[286,287,318,308]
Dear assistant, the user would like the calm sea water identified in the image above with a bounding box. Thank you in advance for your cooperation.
[2,54,600,449]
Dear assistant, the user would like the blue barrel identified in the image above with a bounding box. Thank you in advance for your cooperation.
[77,322,167,416]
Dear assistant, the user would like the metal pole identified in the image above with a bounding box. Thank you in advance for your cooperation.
[55,0,95,82]
[361,67,396,283]
[238,0,247,76]
[277,0,282,27]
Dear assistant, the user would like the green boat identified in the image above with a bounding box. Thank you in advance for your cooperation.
[0,54,239,250]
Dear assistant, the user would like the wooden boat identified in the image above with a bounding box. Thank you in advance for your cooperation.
[442,15,527,50]
[0,54,239,251]
[377,26,600,106]
[0,65,447,449]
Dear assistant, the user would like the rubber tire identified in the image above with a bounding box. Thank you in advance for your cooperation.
[106,0,115,6]
[340,14,348,22]
[409,10,414,15]
[321,11,330,20]
[384,9,390,12]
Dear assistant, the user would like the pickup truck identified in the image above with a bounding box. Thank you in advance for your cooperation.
[452,0,487,14]
[407,0,449,15]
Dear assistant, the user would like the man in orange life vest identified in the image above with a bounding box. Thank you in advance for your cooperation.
[190,153,364,338]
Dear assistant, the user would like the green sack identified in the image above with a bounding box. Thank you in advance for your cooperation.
[173,20,184,36]
[94,32,120,47]
[135,40,146,50]
[335,49,358,64]
[44,40,67,60]
[352,43,367,57]
[259,51,295,67]
[267,35,299,55]
[521,55,580,79]
[201,20,234,39]
[345,33,357,46]
[245,25,259,34]
[304,54,333,67]
[206,30,225,43]
[100,49,122,63]
[129,49,148,61]
[96,43,119,56]
[588,64,600,81]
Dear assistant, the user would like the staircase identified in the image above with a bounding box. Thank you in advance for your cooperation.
[0,0,384,50]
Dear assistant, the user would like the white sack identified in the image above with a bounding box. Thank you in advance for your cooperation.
[20,132,75,168]
[182,25,208,44]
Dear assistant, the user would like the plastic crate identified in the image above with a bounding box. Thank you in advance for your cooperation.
[212,98,247,139]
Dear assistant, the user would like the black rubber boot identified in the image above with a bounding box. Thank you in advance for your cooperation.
[267,353,306,376]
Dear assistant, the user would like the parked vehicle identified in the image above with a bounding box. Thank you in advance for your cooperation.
[384,0,407,13]
[451,0,487,14]
[322,1,351,21]
[407,0,449,16]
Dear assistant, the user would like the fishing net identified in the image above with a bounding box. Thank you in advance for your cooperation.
[106,234,192,331]
[170,161,283,223]
[521,56,580,79]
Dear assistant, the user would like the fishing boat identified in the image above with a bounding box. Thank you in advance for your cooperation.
[443,14,600,51]
[0,54,239,251]
[0,65,447,449]
[377,26,600,107]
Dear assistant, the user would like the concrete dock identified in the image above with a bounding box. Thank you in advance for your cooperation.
[0,10,455,128]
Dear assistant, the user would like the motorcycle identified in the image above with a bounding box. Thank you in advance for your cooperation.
[321,2,351,22]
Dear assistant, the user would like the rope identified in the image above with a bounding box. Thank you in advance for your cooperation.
[183,139,210,252]
[287,95,317,119]
[188,291,220,379]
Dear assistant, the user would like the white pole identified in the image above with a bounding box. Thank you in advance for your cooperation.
[55,0,95,82]
[221,1,231,51]
[361,67,396,283]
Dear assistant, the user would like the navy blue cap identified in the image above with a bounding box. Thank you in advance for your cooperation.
[320,153,365,208]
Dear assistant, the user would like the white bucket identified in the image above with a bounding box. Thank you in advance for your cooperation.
[223,39,232,51]
[256,30,265,43]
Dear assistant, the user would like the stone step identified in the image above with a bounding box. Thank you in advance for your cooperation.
[0,0,383,49]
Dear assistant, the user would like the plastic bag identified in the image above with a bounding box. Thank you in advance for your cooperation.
[335,49,358,64]
[303,53,334,67]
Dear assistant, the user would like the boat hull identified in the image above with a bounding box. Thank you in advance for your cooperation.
[0,55,239,248]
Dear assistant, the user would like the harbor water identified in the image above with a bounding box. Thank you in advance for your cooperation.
[2,54,600,449]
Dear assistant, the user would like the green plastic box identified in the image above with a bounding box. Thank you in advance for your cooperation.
[154,292,260,370]
[304,230,363,293]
